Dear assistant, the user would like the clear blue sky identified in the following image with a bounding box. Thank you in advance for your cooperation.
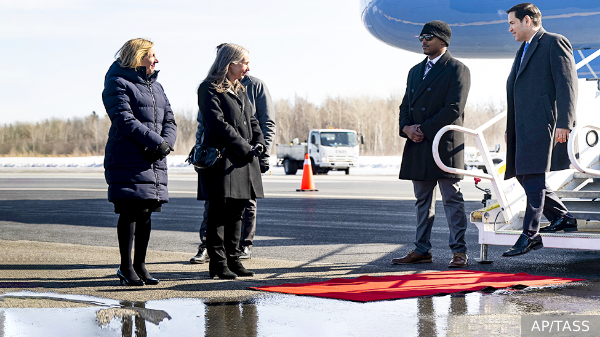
[1,0,520,124]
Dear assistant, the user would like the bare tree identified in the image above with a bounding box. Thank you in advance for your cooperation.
[0,98,506,157]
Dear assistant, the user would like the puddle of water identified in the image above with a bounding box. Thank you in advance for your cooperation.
[0,294,205,337]
[1,284,599,337]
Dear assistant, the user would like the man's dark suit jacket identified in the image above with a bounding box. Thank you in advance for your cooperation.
[505,28,578,180]
[399,51,471,181]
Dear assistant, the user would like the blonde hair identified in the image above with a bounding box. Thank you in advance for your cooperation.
[205,43,248,93]
[115,38,154,70]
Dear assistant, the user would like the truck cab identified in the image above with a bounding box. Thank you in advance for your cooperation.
[308,129,359,174]
[276,129,360,175]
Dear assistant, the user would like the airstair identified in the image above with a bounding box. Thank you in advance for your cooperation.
[433,114,600,263]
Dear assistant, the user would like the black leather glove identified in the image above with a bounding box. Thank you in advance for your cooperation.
[142,148,161,164]
[259,155,269,173]
[143,142,173,164]
[157,141,173,159]
[251,143,265,157]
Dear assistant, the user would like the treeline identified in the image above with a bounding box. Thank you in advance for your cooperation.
[0,112,110,156]
[275,96,405,155]
[0,97,506,156]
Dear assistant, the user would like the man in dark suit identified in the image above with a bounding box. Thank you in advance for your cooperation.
[502,3,578,257]
[391,21,471,268]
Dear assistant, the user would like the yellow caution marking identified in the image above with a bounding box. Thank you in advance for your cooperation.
[497,163,506,175]
[471,202,500,220]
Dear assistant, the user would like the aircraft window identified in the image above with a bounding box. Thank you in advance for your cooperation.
[320,132,358,147]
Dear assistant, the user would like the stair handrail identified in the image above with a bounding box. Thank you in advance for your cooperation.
[567,124,600,177]
[432,111,515,225]
[432,111,506,180]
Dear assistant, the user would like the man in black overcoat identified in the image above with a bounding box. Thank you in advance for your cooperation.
[391,21,471,268]
[502,3,578,257]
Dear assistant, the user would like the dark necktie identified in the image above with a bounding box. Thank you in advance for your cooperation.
[519,42,530,69]
[423,60,434,79]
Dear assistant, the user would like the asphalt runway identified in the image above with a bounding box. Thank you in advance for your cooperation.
[2,170,600,279]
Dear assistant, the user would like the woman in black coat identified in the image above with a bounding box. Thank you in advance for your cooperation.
[197,43,265,279]
[102,38,177,286]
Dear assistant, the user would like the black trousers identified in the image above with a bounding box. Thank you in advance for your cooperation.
[516,174,570,232]
[199,199,257,249]
[206,197,247,267]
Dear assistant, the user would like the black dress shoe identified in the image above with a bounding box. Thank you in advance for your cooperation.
[238,246,252,260]
[502,233,543,257]
[228,260,255,277]
[117,268,144,286]
[190,247,209,264]
[540,216,577,233]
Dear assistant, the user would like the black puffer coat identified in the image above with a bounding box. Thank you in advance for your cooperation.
[102,61,177,203]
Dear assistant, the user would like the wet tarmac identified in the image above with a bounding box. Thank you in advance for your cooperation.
[2,281,600,337]
[3,172,600,336]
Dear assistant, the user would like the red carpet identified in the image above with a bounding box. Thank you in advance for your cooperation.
[251,270,584,302]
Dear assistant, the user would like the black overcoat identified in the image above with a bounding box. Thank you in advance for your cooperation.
[196,81,265,200]
[399,51,471,181]
[505,28,577,179]
[102,61,177,203]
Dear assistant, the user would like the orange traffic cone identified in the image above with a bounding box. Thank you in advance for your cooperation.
[296,153,318,192]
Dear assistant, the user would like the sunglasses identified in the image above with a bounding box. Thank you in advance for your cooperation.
[418,34,435,42]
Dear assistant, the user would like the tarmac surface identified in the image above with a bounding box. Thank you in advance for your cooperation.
[1,170,600,336]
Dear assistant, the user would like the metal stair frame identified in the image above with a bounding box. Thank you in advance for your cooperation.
[568,124,600,178]
[433,114,600,262]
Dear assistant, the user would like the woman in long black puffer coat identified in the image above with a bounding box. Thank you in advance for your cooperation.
[102,38,177,286]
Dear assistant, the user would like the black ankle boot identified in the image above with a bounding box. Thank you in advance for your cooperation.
[209,265,237,279]
[228,259,255,277]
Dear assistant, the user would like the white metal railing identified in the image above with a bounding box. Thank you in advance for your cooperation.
[432,111,506,180]
[432,111,517,225]
[568,124,600,177]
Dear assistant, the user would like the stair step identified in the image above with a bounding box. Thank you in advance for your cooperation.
[555,191,600,198]
[496,229,600,237]
[573,172,600,179]
[562,201,600,214]
[571,211,600,220]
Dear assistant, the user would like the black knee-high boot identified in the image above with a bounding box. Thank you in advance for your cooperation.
[117,213,140,281]
[133,212,156,283]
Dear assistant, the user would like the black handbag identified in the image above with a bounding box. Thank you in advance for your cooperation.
[186,144,222,169]
[189,99,246,169]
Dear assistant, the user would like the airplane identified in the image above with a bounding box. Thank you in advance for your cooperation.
[361,0,600,80]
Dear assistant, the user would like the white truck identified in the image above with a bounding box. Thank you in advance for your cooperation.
[276,129,360,175]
